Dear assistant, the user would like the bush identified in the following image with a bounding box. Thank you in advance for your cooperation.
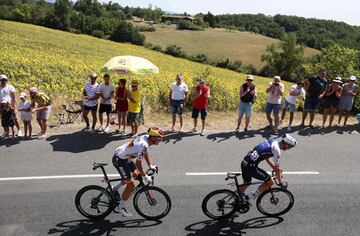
[136,25,156,32]
[165,44,187,58]
[91,30,104,38]
[152,45,162,52]
[176,20,204,31]
[110,21,145,45]
[189,54,208,63]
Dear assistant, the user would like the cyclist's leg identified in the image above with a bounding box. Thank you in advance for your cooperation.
[249,167,273,199]
[121,161,137,201]
[240,161,252,193]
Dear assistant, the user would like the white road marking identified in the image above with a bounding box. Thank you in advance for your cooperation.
[186,171,320,176]
[0,174,120,181]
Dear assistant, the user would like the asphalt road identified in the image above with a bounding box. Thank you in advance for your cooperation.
[1,125,360,236]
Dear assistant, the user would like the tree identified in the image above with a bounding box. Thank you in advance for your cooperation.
[110,21,145,45]
[53,0,72,30]
[203,11,216,28]
[261,33,305,81]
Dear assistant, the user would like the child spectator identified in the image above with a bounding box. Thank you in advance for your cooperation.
[18,92,32,139]
[1,98,15,138]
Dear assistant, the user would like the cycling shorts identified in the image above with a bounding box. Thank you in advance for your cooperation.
[241,160,270,183]
[112,155,136,180]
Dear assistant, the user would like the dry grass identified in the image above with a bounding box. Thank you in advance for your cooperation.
[143,24,319,69]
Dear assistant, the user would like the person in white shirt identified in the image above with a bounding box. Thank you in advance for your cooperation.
[0,74,22,137]
[280,82,306,131]
[265,76,284,133]
[97,74,114,132]
[82,73,100,133]
[169,73,188,132]
[18,92,32,139]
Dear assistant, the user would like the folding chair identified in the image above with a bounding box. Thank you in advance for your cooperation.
[63,101,83,123]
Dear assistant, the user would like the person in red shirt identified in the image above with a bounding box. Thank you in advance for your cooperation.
[190,79,210,136]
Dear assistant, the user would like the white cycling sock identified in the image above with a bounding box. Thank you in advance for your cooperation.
[112,182,123,192]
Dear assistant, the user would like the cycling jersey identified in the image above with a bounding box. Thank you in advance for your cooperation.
[244,139,281,166]
[114,135,149,161]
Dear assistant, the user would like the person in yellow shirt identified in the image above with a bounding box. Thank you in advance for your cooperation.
[128,80,141,137]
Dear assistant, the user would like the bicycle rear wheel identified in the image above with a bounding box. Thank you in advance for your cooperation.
[75,185,115,220]
[256,187,294,217]
[202,189,239,220]
[133,186,171,220]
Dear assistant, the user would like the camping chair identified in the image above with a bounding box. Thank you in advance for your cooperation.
[62,101,83,124]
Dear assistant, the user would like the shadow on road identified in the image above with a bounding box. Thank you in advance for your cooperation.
[48,218,162,236]
[46,130,131,153]
[185,216,283,236]
[162,131,198,144]
[207,128,278,143]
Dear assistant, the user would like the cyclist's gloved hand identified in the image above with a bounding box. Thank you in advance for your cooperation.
[143,174,153,183]
[150,164,157,170]
[280,181,288,189]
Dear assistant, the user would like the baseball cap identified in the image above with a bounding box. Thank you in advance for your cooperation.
[90,73,98,79]
[274,75,281,81]
[0,74,8,80]
[19,92,27,98]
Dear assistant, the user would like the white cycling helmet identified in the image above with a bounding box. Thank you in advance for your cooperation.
[282,134,297,147]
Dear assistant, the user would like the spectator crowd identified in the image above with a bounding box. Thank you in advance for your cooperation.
[0,68,358,140]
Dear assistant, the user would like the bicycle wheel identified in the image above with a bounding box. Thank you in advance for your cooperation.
[75,185,115,220]
[133,186,171,220]
[202,189,239,220]
[256,187,294,217]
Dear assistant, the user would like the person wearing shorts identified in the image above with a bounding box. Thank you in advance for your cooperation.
[29,87,51,139]
[128,80,141,137]
[280,82,305,131]
[190,79,210,136]
[97,74,114,132]
[82,73,100,133]
[169,73,188,132]
[321,78,343,128]
[236,75,257,133]
[265,76,284,133]
[301,69,328,127]
[338,76,358,126]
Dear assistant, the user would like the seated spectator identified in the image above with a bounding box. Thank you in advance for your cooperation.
[236,75,257,134]
[128,80,141,137]
[321,77,343,128]
[338,76,358,126]
[280,82,305,131]
[18,92,32,140]
[265,76,284,133]
[190,78,210,136]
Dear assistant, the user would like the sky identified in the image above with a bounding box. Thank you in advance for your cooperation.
[106,0,360,26]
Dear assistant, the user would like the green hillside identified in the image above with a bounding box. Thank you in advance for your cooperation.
[143,24,319,68]
[0,20,293,111]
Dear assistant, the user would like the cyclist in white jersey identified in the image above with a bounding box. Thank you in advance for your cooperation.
[112,127,165,217]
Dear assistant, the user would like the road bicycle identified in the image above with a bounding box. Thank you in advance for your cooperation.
[75,162,171,220]
[202,171,294,220]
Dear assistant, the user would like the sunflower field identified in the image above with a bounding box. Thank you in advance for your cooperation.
[0,20,293,111]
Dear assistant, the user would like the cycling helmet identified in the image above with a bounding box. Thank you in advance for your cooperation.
[282,134,297,147]
[147,127,164,138]
[29,87,38,94]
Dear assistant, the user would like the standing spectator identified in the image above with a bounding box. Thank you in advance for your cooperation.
[29,87,51,139]
[1,98,15,138]
[300,68,328,127]
[338,76,358,126]
[18,92,32,139]
[321,77,343,128]
[169,73,188,133]
[280,82,306,131]
[265,76,284,133]
[0,74,22,137]
[115,79,128,134]
[190,79,210,136]
[236,75,257,134]
[97,74,114,133]
[128,80,141,137]
[82,73,100,133]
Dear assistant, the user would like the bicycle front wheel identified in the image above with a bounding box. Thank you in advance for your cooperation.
[75,185,115,220]
[256,187,294,217]
[133,186,171,220]
[202,189,239,220]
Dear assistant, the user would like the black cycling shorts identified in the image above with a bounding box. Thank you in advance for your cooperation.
[112,155,136,180]
[241,160,270,183]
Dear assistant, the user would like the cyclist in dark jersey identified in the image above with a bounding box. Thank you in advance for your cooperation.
[240,134,297,200]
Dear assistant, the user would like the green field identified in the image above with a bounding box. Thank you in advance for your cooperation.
[143,24,319,68]
[0,20,294,112]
